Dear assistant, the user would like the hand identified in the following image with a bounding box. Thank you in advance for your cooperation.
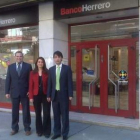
[5,94,10,99]
[27,92,29,97]
[69,97,73,101]
[47,98,51,102]
[30,99,34,103]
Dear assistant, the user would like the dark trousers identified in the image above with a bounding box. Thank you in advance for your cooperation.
[11,96,31,132]
[52,91,69,137]
[33,94,51,135]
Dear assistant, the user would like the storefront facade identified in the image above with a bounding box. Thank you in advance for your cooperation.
[0,0,140,120]
[51,0,139,119]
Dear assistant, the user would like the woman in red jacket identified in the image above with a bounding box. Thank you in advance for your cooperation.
[29,57,51,138]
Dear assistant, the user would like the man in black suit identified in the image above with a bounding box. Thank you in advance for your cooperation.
[5,51,32,136]
[47,51,73,140]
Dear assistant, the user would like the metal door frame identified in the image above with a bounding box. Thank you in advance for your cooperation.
[69,38,138,118]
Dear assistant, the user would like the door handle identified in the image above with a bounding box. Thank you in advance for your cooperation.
[130,46,135,50]
[101,55,103,63]
[76,50,80,53]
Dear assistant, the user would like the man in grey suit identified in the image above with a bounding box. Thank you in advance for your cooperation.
[5,51,32,136]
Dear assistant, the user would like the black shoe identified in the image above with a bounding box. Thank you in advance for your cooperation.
[44,135,50,138]
[51,134,61,139]
[63,136,68,140]
[37,133,42,137]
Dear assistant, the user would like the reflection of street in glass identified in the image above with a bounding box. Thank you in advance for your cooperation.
[0,56,10,79]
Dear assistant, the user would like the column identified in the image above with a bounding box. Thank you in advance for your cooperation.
[39,2,68,68]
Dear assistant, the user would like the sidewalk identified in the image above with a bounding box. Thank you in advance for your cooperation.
[0,111,140,140]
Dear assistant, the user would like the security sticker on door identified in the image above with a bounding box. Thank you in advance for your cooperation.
[119,70,127,80]
[83,54,90,61]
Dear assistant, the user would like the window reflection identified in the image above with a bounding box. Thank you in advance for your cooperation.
[0,25,39,103]
[71,18,138,42]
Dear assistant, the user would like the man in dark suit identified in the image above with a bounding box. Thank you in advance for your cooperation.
[5,51,32,136]
[47,51,73,140]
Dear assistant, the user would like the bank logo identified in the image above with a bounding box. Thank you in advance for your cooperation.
[61,2,111,15]
[119,70,127,80]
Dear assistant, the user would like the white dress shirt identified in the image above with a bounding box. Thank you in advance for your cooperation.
[16,62,22,71]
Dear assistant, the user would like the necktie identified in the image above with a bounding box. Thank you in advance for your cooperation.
[56,66,60,90]
[17,63,21,76]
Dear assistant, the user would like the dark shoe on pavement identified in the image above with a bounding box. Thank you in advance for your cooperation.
[63,136,68,140]
[10,130,18,135]
[44,134,50,138]
[51,134,61,139]
[37,133,42,137]
[25,131,31,136]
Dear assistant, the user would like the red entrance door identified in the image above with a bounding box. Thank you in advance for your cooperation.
[70,38,138,118]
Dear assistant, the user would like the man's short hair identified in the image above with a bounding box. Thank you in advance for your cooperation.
[53,51,63,58]
[15,51,23,56]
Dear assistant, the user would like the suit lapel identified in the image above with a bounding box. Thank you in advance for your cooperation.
[42,72,47,83]
[53,65,56,86]
[60,64,64,79]
[13,63,19,77]
[35,72,39,84]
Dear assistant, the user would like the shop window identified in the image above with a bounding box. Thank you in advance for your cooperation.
[71,18,138,42]
[0,25,39,103]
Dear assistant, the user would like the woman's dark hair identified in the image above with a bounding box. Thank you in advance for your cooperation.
[33,57,48,73]
[53,51,63,58]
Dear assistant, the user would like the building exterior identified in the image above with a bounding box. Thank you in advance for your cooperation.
[0,0,139,122]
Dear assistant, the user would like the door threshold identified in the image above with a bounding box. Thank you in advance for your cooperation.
[69,111,139,130]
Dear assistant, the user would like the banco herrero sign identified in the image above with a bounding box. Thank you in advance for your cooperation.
[0,6,38,28]
[61,2,111,16]
[0,18,16,25]
[54,0,138,19]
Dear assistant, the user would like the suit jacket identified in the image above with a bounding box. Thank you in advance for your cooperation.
[29,71,48,99]
[47,64,73,101]
[5,62,32,98]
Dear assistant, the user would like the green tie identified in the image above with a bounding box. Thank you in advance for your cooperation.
[56,66,60,90]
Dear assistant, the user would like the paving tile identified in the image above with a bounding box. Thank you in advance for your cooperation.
[0,111,140,140]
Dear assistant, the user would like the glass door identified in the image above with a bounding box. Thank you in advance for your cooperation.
[70,38,138,118]
[106,39,137,118]
[73,43,103,114]
[108,45,129,112]
[81,46,100,109]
